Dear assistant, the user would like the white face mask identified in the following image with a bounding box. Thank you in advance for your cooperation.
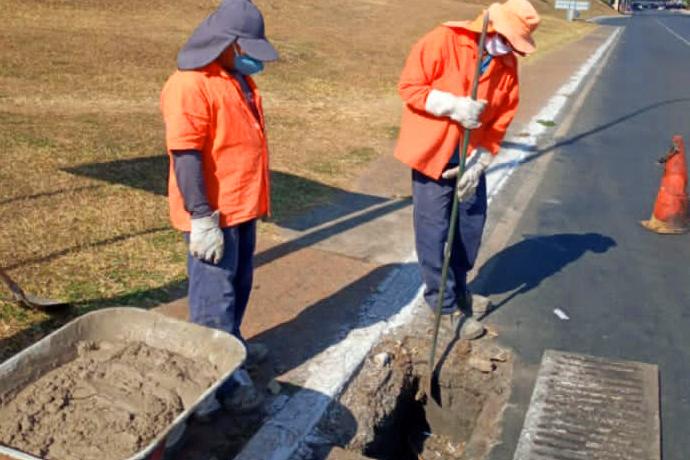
[485,35,513,56]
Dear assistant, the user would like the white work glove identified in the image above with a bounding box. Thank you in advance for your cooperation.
[189,211,224,264]
[425,89,487,129]
[442,148,494,202]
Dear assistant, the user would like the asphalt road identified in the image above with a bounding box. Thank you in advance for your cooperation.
[478,12,690,460]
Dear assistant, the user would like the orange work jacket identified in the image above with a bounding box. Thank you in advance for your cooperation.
[160,62,270,231]
[394,25,520,179]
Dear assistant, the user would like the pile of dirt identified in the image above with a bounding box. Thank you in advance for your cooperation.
[0,340,219,460]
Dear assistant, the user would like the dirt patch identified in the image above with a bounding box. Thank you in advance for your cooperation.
[313,320,513,460]
[0,341,218,460]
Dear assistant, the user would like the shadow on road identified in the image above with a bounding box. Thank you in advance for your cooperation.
[469,232,617,311]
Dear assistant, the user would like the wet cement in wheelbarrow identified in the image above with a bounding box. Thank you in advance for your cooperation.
[0,341,219,460]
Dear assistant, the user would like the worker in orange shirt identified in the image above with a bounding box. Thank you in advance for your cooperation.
[160,0,277,414]
[395,0,540,339]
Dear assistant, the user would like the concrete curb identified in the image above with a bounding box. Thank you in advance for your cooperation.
[587,14,630,22]
[233,26,624,460]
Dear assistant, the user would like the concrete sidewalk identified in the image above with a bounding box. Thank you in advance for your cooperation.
[154,23,622,460]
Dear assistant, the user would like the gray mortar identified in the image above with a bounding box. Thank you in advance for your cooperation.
[0,341,218,460]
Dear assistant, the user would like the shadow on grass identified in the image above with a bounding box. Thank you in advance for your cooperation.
[0,184,105,206]
[3,160,413,371]
[2,226,170,271]
[63,154,389,231]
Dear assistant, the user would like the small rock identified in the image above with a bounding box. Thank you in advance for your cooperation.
[468,356,494,373]
[454,339,472,356]
[479,344,510,363]
[489,349,509,362]
[373,352,391,367]
[485,325,499,337]
[267,379,281,395]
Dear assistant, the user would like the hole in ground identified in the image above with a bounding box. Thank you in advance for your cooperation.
[317,337,514,460]
[362,375,429,460]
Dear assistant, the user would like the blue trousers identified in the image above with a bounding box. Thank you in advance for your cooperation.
[186,220,256,341]
[412,170,487,314]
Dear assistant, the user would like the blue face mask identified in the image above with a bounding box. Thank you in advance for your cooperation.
[233,55,264,75]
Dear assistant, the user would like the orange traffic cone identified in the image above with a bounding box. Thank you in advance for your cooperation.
[641,135,689,234]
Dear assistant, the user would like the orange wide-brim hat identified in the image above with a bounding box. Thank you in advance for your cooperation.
[444,0,541,55]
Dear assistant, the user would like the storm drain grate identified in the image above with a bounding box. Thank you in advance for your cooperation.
[513,350,660,460]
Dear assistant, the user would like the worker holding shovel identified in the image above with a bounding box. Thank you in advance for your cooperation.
[160,0,278,414]
[395,0,540,339]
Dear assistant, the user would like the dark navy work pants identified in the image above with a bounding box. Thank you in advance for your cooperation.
[412,170,487,314]
[186,220,256,341]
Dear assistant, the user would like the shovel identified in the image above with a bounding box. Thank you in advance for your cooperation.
[423,10,490,439]
[0,267,70,311]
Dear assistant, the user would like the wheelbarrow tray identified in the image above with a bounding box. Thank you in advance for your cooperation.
[0,307,245,460]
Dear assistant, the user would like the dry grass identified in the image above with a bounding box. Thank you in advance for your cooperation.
[0,0,615,361]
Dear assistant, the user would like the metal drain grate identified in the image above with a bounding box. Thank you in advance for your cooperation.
[513,350,660,460]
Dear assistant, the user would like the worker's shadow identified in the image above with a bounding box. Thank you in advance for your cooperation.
[173,382,357,460]
[62,155,390,231]
[469,232,616,312]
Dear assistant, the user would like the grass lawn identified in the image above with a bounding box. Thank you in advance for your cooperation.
[0,0,615,361]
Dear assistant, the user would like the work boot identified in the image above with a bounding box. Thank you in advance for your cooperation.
[220,369,265,414]
[193,394,222,423]
[464,292,492,320]
[459,316,485,340]
[246,341,269,368]
[450,309,485,340]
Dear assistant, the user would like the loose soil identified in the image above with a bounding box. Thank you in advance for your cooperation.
[0,341,218,460]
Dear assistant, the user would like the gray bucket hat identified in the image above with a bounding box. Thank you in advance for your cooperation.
[177,0,278,70]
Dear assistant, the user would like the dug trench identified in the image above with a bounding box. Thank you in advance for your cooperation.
[307,320,513,460]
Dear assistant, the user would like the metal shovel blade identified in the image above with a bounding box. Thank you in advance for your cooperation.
[423,370,464,442]
[0,268,70,311]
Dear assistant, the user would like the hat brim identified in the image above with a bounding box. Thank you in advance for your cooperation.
[444,7,535,55]
[444,14,495,34]
[487,4,536,55]
[237,37,279,62]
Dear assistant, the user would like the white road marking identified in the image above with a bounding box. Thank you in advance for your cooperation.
[235,26,624,460]
[656,18,690,47]
[554,308,571,320]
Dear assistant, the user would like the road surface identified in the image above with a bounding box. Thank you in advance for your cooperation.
[479,11,690,460]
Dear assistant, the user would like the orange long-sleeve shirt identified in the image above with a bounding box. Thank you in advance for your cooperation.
[394,25,520,179]
[160,62,270,231]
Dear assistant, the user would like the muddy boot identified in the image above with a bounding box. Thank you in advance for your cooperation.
[465,292,492,320]
[193,394,222,423]
[246,342,269,368]
[220,369,265,414]
[459,315,485,340]
[448,309,485,340]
